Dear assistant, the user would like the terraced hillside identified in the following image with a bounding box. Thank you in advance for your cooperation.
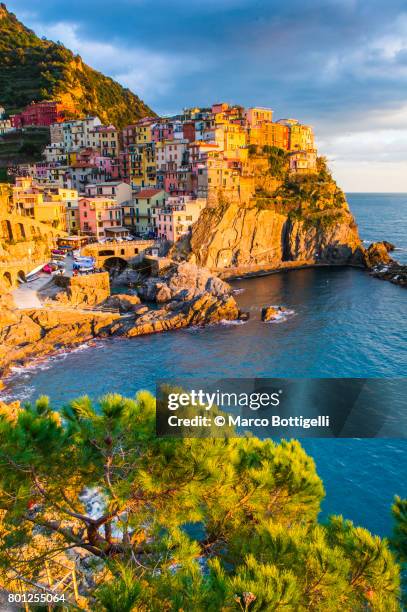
[0,3,155,128]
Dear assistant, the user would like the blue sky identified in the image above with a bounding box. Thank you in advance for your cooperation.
[6,0,407,191]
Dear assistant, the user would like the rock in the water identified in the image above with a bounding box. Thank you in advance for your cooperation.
[363,242,394,268]
[261,305,286,321]
[239,311,250,321]
[370,262,407,287]
[382,241,395,252]
[0,304,119,376]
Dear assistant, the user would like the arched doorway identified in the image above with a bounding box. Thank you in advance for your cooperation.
[2,220,13,242]
[103,257,128,274]
[17,270,26,283]
[3,271,12,287]
[16,222,26,240]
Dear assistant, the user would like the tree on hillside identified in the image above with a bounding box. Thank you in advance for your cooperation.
[264,146,290,179]
[391,496,407,607]
[0,393,402,610]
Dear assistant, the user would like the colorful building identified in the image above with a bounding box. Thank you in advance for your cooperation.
[248,122,289,150]
[78,197,123,239]
[12,177,68,231]
[89,125,120,157]
[122,188,165,234]
[289,150,317,174]
[276,119,315,151]
[12,101,73,128]
[120,143,156,189]
[154,196,206,242]
[84,182,132,205]
[245,107,273,126]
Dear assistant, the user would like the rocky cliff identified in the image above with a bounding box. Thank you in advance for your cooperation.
[0,293,119,376]
[184,155,363,273]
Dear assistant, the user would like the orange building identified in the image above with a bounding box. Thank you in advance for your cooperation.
[248,122,289,150]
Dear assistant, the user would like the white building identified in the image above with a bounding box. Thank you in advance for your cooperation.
[84,182,132,205]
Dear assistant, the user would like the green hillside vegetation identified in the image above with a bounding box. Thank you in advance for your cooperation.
[0,3,154,128]
[0,127,49,165]
[0,391,404,610]
[254,147,350,230]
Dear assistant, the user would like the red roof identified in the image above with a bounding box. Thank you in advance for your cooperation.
[136,189,162,198]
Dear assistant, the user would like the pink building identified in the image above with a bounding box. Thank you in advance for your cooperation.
[151,121,174,143]
[78,197,123,239]
[154,196,206,242]
[164,166,195,195]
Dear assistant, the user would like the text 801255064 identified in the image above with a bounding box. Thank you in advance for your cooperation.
[8,592,66,604]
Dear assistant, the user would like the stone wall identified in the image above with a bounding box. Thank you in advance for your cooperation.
[56,272,111,307]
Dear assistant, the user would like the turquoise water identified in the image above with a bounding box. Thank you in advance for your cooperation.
[4,194,407,537]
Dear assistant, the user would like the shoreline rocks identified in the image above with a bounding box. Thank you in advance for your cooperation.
[137,261,233,303]
[362,241,406,288]
[117,261,242,337]
[261,305,287,321]
[0,261,242,378]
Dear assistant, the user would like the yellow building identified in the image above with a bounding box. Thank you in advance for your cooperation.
[32,199,67,230]
[89,125,120,157]
[134,120,154,144]
[276,119,315,151]
[197,153,241,198]
[204,122,247,154]
[12,177,68,231]
[125,143,156,189]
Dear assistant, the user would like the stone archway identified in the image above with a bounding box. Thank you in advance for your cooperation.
[2,220,13,242]
[3,271,12,287]
[15,222,26,241]
[103,257,128,273]
[17,270,27,283]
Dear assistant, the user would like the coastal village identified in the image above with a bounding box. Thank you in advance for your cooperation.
[0,99,317,287]
[0,97,339,380]
[0,97,402,373]
[0,7,406,609]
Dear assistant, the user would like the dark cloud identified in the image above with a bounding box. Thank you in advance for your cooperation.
[5,0,407,121]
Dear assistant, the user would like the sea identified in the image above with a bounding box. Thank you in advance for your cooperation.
[3,193,406,537]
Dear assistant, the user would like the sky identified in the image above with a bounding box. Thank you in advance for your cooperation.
[6,0,407,191]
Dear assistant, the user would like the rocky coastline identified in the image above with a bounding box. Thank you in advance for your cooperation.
[0,262,243,380]
[1,238,405,384]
